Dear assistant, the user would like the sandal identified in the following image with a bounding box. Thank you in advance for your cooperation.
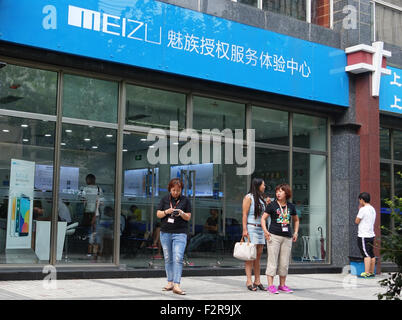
[162,285,173,291]
[253,283,266,291]
[173,288,186,295]
[247,284,257,291]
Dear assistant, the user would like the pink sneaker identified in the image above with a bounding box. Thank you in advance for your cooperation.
[267,285,279,294]
[278,285,293,293]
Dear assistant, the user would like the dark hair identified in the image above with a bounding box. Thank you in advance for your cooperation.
[168,178,184,192]
[248,178,265,219]
[275,183,292,200]
[86,174,96,185]
[358,192,371,203]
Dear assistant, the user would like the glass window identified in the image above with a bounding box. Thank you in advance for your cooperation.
[253,148,289,197]
[394,130,402,161]
[292,152,327,262]
[311,0,330,27]
[57,124,116,264]
[263,0,307,22]
[380,163,392,235]
[395,164,402,199]
[125,85,186,130]
[0,64,57,115]
[193,96,245,132]
[375,3,402,47]
[238,0,258,7]
[63,74,118,123]
[293,114,327,151]
[0,116,55,264]
[380,127,391,160]
[120,132,248,268]
[252,106,289,145]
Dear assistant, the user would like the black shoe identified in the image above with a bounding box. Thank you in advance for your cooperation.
[253,283,266,291]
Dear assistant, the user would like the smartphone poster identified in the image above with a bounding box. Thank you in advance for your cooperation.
[6,159,35,249]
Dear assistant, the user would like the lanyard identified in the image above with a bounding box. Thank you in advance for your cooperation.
[277,201,288,224]
[170,196,181,209]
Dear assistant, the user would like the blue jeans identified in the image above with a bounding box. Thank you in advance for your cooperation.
[160,232,187,284]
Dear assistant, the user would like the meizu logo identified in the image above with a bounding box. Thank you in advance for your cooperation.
[67,5,162,44]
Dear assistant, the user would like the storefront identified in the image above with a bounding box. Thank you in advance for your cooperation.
[379,66,402,238]
[0,0,398,279]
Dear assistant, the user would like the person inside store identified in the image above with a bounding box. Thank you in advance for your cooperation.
[156,178,191,295]
[58,198,72,224]
[33,200,50,221]
[242,178,270,291]
[126,204,144,237]
[187,208,219,253]
[79,173,103,258]
[144,222,162,259]
[95,205,114,261]
[129,204,142,221]
[261,183,299,294]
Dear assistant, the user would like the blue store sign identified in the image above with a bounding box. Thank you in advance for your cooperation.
[0,0,349,107]
[380,66,402,115]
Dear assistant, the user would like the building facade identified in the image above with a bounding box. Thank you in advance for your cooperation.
[0,0,400,279]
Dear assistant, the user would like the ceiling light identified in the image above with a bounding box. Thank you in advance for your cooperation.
[106,134,113,138]
[123,149,128,152]
[92,146,98,149]
[140,138,147,141]
[2,129,10,133]
[45,134,51,137]
[65,129,72,133]
[21,124,28,128]
[61,142,66,146]
[22,139,29,142]
[149,145,155,149]
[84,138,91,142]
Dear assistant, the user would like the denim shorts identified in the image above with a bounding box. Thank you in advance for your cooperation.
[246,224,265,245]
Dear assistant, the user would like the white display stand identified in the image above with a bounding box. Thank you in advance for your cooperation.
[35,221,67,261]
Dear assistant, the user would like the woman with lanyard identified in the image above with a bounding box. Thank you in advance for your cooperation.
[156,178,191,295]
[261,183,299,294]
[242,178,270,291]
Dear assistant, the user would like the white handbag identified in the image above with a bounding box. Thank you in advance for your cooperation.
[233,236,257,261]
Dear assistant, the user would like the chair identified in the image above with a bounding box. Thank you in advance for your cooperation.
[64,222,79,261]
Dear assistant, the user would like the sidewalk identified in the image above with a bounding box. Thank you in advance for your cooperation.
[0,273,387,300]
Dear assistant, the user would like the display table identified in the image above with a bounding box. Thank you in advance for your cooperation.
[35,221,66,261]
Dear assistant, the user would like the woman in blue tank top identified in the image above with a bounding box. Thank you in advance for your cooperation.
[242,178,270,291]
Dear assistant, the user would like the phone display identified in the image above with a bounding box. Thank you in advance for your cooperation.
[18,196,30,236]
[10,197,18,237]
[172,210,181,217]
[10,196,30,237]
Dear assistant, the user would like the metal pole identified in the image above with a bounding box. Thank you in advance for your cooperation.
[191,170,196,236]
[49,70,63,265]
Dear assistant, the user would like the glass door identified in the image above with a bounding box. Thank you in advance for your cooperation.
[120,132,161,267]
